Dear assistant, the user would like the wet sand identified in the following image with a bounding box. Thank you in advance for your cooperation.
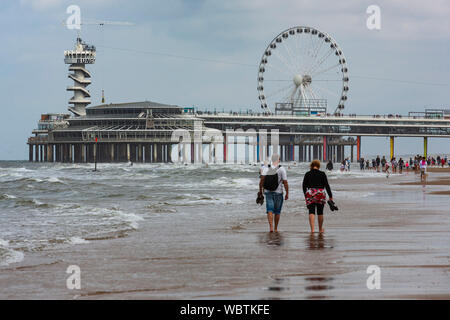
[1,170,449,299]
[397,172,450,195]
[399,179,450,186]
[426,167,450,173]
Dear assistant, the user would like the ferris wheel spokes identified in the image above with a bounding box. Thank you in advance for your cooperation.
[257,26,349,115]
[307,47,336,75]
[265,82,296,100]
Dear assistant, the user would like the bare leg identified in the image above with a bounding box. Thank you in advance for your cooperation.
[318,215,324,233]
[267,211,274,232]
[309,214,315,233]
[274,214,281,232]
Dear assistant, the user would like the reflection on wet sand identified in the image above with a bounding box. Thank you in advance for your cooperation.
[260,232,284,247]
[305,276,335,299]
[307,232,334,250]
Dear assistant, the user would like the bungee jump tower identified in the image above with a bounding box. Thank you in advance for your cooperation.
[64,37,96,117]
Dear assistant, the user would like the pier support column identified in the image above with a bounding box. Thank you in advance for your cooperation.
[138,144,143,163]
[34,145,39,162]
[93,143,97,165]
[245,137,250,164]
[336,145,340,163]
[156,144,162,163]
[55,145,59,162]
[109,144,114,162]
[234,136,238,164]
[152,144,157,163]
[223,135,227,164]
[182,142,187,164]
[69,144,73,163]
[75,143,83,163]
[198,143,203,164]
[72,144,79,163]
[167,144,172,163]
[390,136,394,160]
[424,137,428,158]
[351,145,354,163]
[256,135,259,163]
[29,145,33,162]
[127,143,131,162]
[143,144,149,163]
[209,143,213,163]
[80,144,85,163]
[356,136,361,162]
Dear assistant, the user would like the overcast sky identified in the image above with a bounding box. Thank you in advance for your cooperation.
[1,0,449,160]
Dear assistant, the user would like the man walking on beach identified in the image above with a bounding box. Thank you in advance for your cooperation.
[259,154,289,232]
[420,156,427,181]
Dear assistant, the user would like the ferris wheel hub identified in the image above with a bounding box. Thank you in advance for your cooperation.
[293,74,303,86]
[293,74,312,87]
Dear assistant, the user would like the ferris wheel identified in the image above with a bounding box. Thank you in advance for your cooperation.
[257,26,349,115]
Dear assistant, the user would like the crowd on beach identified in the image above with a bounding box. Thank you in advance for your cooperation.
[357,154,449,174]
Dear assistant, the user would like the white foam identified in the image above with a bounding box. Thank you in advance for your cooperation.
[333,190,376,199]
[113,211,144,230]
[0,238,9,247]
[47,177,64,183]
[32,199,44,206]
[0,246,25,266]
[68,237,89,245]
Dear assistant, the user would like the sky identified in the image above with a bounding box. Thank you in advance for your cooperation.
[0,0,449,160]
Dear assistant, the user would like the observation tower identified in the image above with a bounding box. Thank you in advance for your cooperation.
[64,37,96,116]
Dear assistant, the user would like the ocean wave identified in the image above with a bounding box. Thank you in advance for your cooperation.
[145,202,177,213]
[0,194,17,201]
[209,177,254,189]
[14,198,55,209]
[68,237,90,245]
[111,211,144,230]
[333,190,376,199]
[0,239,25,266]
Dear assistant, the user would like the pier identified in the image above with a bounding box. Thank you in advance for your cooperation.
[27,103,450,164]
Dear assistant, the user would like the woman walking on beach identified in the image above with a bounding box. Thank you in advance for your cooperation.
[302,160,333,233]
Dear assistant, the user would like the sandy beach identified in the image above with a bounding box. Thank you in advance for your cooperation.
[0,164,449,300]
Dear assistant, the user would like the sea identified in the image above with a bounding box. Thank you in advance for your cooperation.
[0,160,393,267]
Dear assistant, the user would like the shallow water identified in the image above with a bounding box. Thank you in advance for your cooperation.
[0,160,395,266]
